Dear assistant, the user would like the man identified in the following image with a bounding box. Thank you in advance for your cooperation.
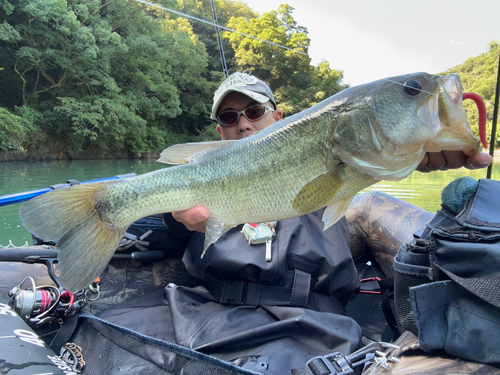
[166,72,493,371]
[158,72,363,373]
[99,72,492,374]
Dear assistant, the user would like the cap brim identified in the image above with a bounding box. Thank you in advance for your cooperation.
[211,88,271,119]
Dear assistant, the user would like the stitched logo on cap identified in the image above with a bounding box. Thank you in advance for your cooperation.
[214,73,258,98]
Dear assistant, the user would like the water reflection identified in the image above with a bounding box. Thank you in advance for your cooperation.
[359,158,495,212]
[1,159,165,245]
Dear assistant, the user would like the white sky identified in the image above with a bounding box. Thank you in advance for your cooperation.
[241,0,500,86]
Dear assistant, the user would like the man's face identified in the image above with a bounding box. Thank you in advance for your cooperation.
[216,92,282,140]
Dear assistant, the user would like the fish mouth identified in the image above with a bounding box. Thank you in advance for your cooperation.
[419,73,481,155]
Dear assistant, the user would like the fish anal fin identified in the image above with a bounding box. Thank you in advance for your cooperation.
[158,140,237,165]
[323,195,355,230]
[201,216,233,258]
[292,166,345,214]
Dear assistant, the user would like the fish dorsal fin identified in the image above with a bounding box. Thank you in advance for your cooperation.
[157,140,237,165]
[292,165,345,214]
[322,195,355,230]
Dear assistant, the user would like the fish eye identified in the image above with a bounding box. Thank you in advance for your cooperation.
[403,79,422,96]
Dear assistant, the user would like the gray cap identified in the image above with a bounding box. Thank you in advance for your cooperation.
[211,72,276,119]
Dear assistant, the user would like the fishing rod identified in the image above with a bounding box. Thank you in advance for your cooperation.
[0,173,136,207]
[0,246,165,263]
[487,50,500,179]
[210,0,228,78]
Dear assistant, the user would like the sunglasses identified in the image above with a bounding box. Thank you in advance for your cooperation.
[217,105,274,127]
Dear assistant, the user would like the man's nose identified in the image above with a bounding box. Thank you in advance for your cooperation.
[236,116,253,132]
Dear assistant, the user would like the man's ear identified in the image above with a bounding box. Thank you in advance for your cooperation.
[216,124,223,138]
[273,109,283,122]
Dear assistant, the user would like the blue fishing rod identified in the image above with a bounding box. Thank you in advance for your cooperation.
[0,173,136,207]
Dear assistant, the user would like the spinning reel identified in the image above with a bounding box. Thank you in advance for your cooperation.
[8,276,91,327]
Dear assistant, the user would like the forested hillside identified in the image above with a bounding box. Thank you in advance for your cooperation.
[0,0,345,159]
[0,0,498,159]
[441,41,500,149]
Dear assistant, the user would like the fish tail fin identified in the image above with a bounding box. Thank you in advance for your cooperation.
[19,183,126,292]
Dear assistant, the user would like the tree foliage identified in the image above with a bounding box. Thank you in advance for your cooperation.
[170,0,258,80]
[0,106,28,150]
[5,1,498,158]
[0,0,213,156]
[441,41,500,148]
[223,5,346,116]
[0,1,346,157]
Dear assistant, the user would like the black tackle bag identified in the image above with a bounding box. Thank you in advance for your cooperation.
[393,177,500,364]
[66,313,259,375]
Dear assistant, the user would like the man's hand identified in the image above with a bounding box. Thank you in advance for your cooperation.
[417,151,492,173]
[172,207,209,233]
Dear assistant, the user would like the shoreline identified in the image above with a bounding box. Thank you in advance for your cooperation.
[0,149,161,163]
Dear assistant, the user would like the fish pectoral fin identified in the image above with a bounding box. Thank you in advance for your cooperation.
[323,195,355,230]
[157,140,237,165]
[202,217,233,258]
[292,166,345,214]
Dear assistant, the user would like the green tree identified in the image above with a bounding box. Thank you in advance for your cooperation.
[164,0,258,82]
[441,41,500,148]
[223,5,345,115]
[225,5,310,87]
[275,60,347,115]
[0,106,27,150]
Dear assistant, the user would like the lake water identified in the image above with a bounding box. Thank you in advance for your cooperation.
[1,157,499,246]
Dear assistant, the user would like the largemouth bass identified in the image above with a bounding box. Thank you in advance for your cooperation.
[19,72,481,292]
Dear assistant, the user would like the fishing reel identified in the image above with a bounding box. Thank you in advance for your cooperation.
[8,276,90,327]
